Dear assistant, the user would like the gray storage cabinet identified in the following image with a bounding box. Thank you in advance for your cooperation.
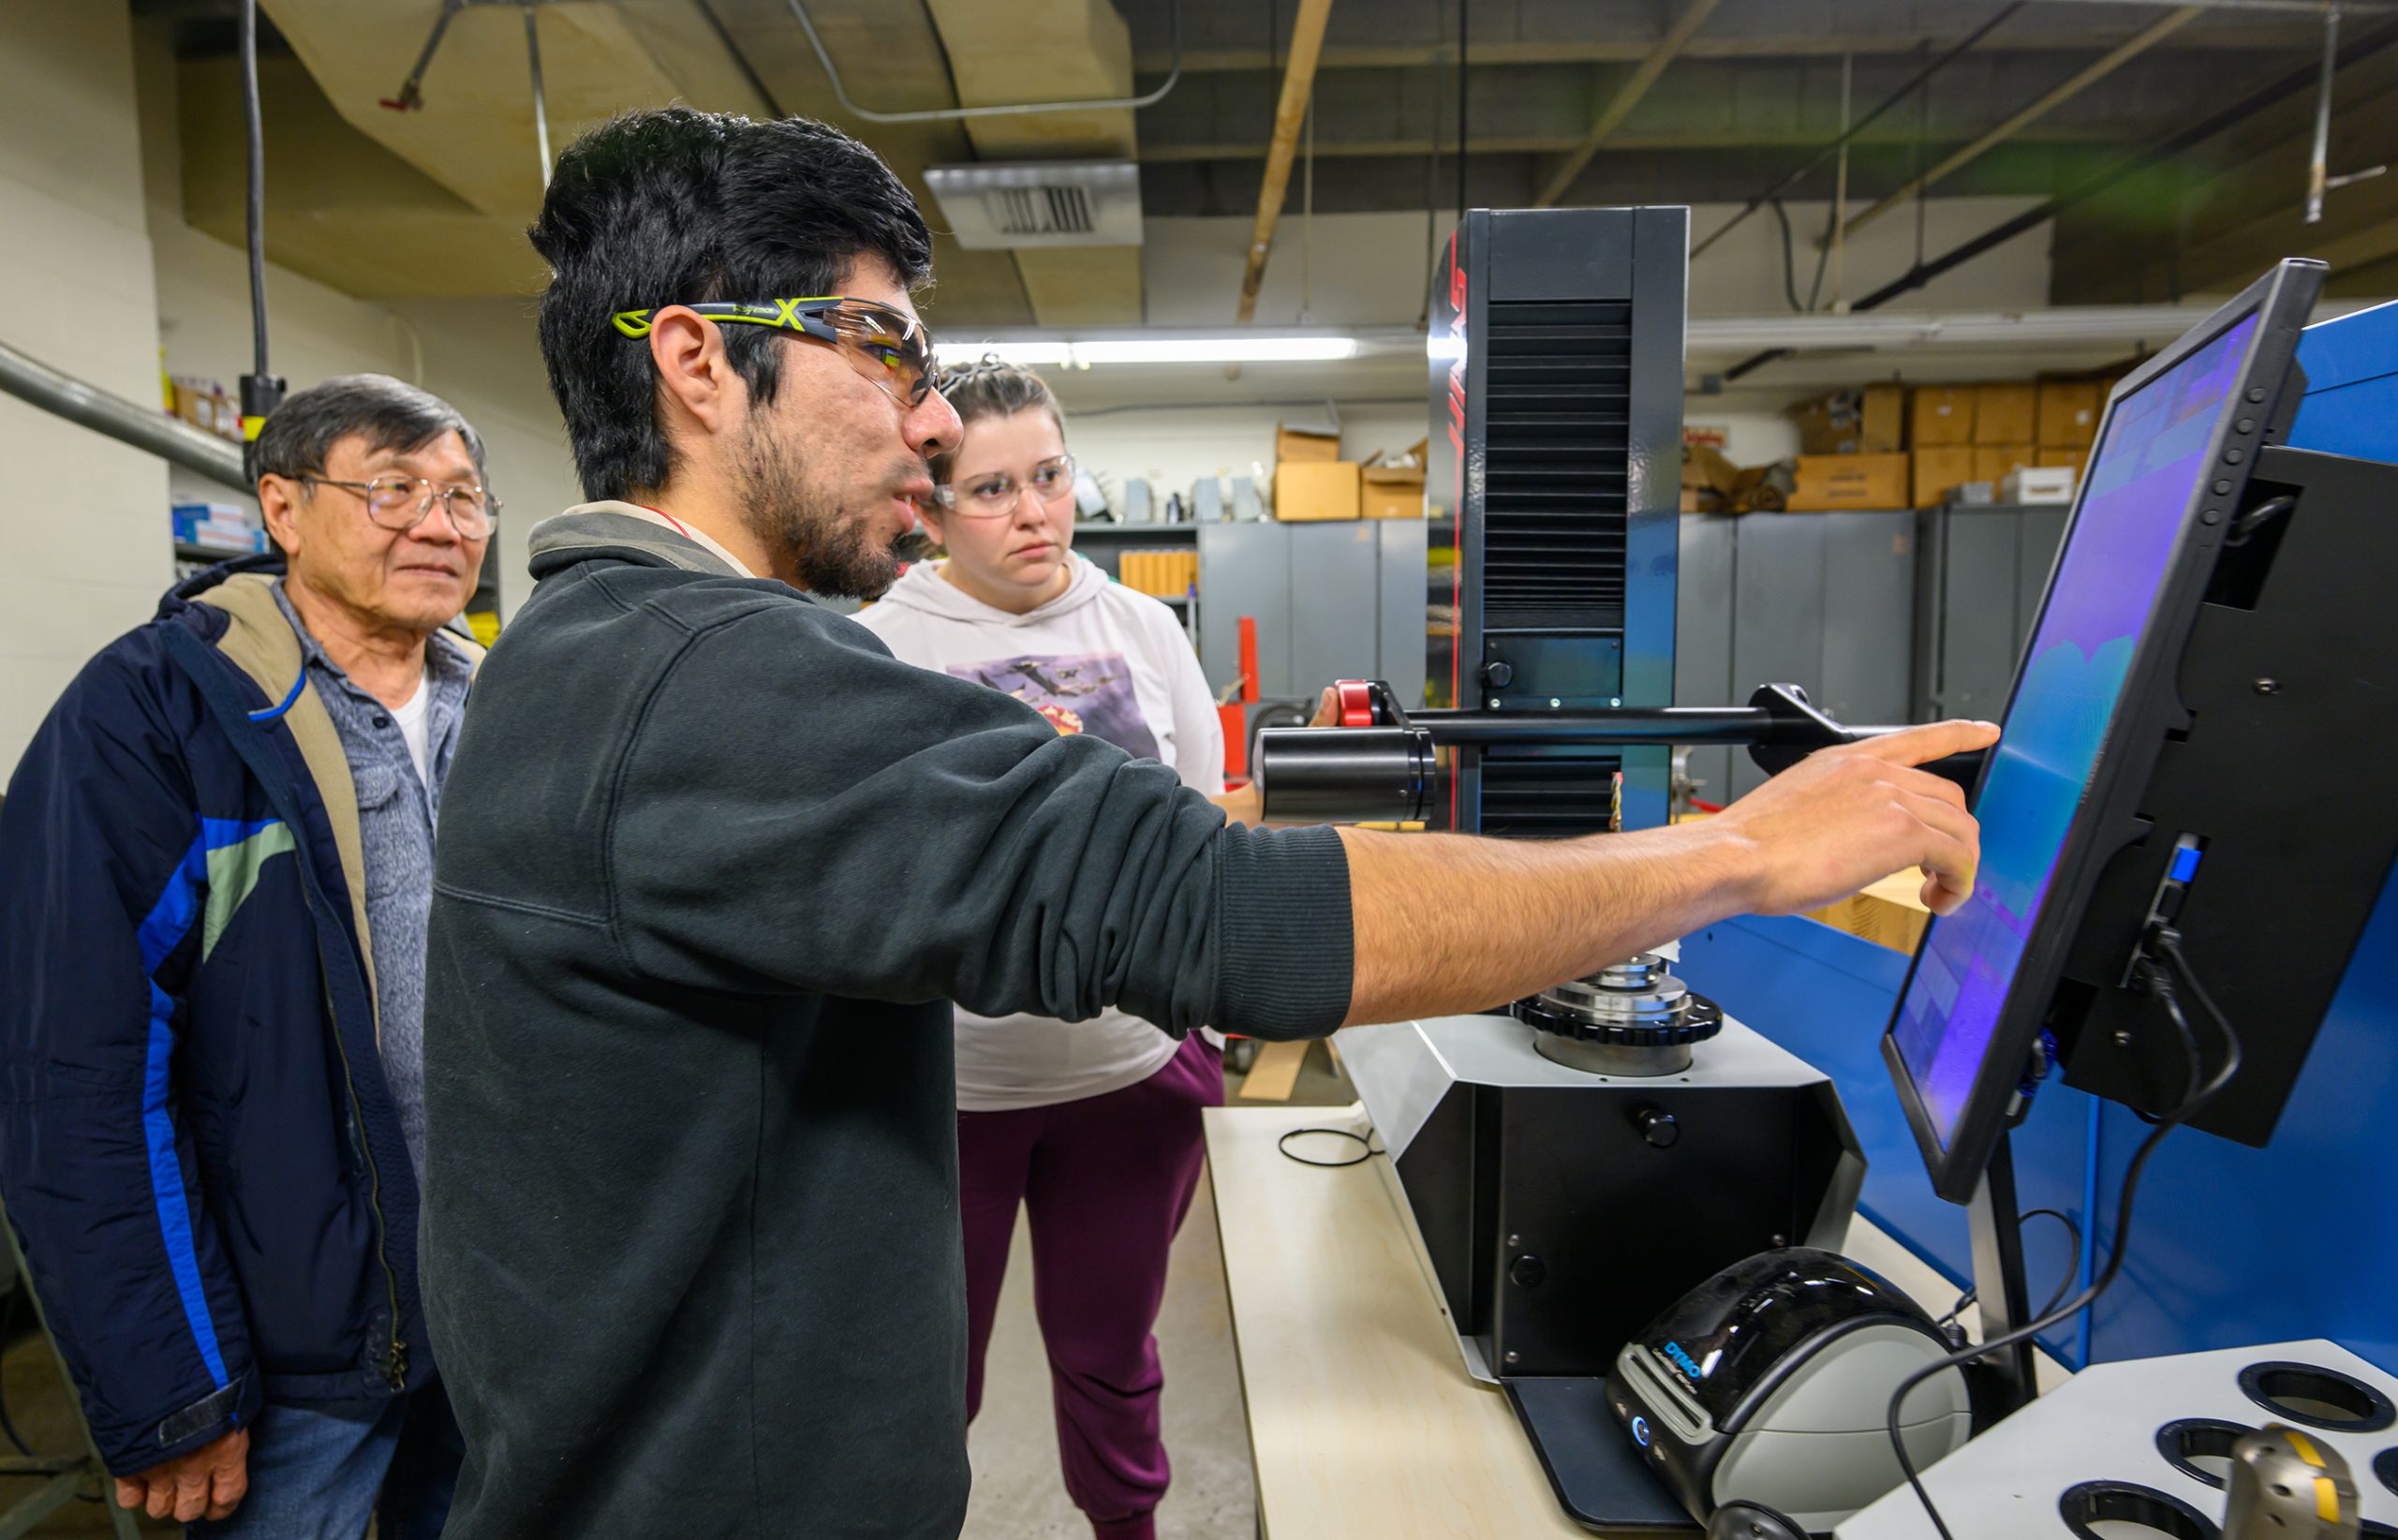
[1197,520,1426,706]
[1912,504,2069,724]
[1675,511,1917,802]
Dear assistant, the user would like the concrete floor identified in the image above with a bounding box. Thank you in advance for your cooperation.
[960,1037,1355,1540]
[0,1325,170,1536]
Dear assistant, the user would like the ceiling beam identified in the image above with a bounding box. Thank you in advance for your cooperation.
[1831,5,2203,242]
[1533,0,1724,208]
[1129,24,2319,75]
[1236,0,1338,323]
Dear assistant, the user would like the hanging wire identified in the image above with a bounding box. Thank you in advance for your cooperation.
[1456,0,1468,217]
[240,0,268,380]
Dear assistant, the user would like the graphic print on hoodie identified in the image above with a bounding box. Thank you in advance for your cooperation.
[951,650,1161,758]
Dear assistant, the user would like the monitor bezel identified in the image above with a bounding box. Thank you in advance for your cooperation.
[1881,259,2327,1206]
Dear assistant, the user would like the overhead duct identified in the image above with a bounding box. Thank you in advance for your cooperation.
[922,160,1142,249]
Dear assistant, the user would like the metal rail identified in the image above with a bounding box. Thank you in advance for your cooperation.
[0,338,247,491]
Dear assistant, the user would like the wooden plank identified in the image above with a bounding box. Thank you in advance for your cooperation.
[1235,1039,1311,1102]
[1235,0,1339,324]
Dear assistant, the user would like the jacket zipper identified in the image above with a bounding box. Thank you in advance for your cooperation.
[164,615,409,1390]
[317,954,408,1390]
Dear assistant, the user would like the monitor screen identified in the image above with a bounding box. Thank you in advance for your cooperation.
[1889,312,2261,1153]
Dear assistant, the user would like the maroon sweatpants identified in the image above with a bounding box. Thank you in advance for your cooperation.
[956,1032,1224,1534]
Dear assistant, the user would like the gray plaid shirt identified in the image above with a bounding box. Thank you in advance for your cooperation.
[272,580,474,1177]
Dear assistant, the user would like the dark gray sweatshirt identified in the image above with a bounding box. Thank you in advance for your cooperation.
[419,508,1352,1540]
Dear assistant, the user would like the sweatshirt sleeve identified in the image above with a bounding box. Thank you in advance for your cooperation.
[606,607,1352,1040]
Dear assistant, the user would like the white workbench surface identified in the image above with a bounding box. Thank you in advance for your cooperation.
[1205,1099,2064,1540]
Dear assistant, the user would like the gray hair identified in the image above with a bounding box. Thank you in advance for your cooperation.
[253,374,488,487]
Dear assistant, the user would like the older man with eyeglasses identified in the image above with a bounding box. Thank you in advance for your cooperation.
[0,374,494,1537]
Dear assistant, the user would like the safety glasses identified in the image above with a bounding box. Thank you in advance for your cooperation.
[610,296,938,408]
[933,454,1078,518]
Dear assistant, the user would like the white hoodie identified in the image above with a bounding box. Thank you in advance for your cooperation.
[852,553,1225,1109]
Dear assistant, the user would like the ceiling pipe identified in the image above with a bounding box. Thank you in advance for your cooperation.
[1236,0,1339,324]
[1724,15,2398,381]
[0,338,247,491]
[1831,5,2203,244]
[782,0,1183,124]
[1692,3,2026,261]
[1533,0,1723,208]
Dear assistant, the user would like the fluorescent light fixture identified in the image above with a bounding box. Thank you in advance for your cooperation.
[938,340,1075,367]
[935,335,1358,368]
[1073,336,1357,363]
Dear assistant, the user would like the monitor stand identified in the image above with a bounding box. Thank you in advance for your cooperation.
[1965,1131,2041,1423]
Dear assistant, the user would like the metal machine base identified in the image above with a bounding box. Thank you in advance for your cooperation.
[1344,1009,1864,1385]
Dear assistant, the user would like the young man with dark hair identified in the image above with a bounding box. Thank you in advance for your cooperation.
[422,108,1993,1540]
[0,374,494,1535]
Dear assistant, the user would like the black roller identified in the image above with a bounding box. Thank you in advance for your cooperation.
[1253,727,1435,824]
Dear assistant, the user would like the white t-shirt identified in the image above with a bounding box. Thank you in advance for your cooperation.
[851,554,1226,1110]
[392,672,432,787]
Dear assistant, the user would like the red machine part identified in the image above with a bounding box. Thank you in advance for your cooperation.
[1334,680,1379,729]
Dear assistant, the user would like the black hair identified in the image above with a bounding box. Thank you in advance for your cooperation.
[528,108,936,503]
[252,373,487,486]
[929,356,1065,487]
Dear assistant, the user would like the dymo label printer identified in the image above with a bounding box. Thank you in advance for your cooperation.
[1608,1250,1971,1533]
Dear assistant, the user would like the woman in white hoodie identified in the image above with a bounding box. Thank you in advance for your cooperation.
[853,360,1314,1540]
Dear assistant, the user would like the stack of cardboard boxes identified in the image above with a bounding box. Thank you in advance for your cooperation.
[1785,385,1908,510]
[1775,378,2109,513]
[1907,381,2101,508]
[1270,424,1426,521]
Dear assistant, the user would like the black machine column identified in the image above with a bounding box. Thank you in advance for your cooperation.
[1427,206,1690,836]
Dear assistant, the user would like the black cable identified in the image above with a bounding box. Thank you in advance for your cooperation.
[1455,0,1467,218]
[1769,200,1805,314]
[241,0,268,381]
[1277,1127,1374,1168]
[1932,1207,2082,1334]
[1724,15,2398,382]
[1690,4,2026,260]
[1881,926,2242,1540]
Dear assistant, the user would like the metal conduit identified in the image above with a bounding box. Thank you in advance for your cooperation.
[784,0,1184,125]
[0,338,247,491]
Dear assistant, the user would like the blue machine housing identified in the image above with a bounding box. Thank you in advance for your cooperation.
[1672,299,2398,1377]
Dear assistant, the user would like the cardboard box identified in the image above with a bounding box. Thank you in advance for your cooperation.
[2036,381,2105,447]
[1912,444,1977,509]
[2036,446,2091,480]
[1791,383,1903,455]
[1785,453,1909,511]
[1806,870,1932,955]
[2001,466,2077,505]
[1273,460,1360,521]
[1360,466,1424,519]
[1275,423,1341,463]
[1975,383,2038,445]
[1973,443,2035,486]
[1360,439,1427,519]
[1908,387,1976,447]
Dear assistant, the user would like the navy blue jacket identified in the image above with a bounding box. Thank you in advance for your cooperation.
[0,559,462,1474]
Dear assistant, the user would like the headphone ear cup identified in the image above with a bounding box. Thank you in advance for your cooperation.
[1706,1501,1813,1540]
